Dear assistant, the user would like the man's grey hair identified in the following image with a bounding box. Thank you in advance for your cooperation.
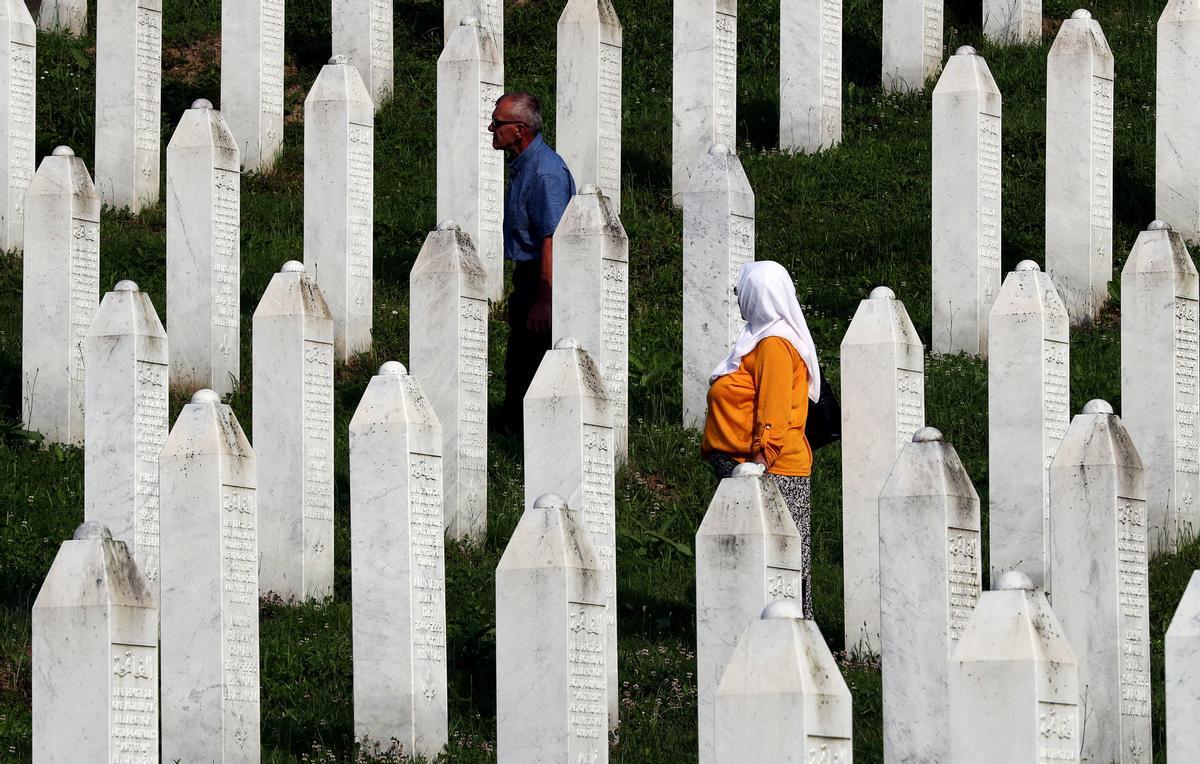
[498,92,544,133]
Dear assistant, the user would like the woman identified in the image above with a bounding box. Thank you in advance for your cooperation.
[701,260,821,619]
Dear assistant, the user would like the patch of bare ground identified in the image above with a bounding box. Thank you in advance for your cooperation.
[163,33,220,86]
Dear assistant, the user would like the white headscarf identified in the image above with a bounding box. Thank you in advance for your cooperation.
[710,261,822,402]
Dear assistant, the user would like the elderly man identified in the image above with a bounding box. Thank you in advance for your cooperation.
[490,92,576,433]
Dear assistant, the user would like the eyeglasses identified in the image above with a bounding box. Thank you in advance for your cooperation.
[490,118,526,129]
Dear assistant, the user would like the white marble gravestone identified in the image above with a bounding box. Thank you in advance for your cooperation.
[1121,221,1200,556]
[779,0,841,153]
[557,0,622,210]
[444,0,503,49]
[332,0,393,109]
[166,100,241,397]
[221,0,284,171]
[437,18,504,300]
[36,0,85,34]
[304,56,374,362]
[32,522,159,763]
[672,0,737,200]
[1049,399,1152,764]
[409,222,489,541]
[840,286,924,653]
[22,146,100,446]
[84,280,168,596]
[95,0,161,212]
[1167,571,1200,762]
[949,571,1080,764]
[1,0,35,252]
[553,185,629,460]
[1158,0,1200,243]
[496,493,607,764]
[350,362,448,758]
[987,262,1069,589]
[879,427,982,764]
[1046,10,1114,325]
[681,144,754,430]
[696,463,805,764]
[714,600,853,762]
[254,261,335,602]
[524,338,617,728]
[159,389,259,763]
[882,0,942,92]
[932,46,1002,357]
[983,0,1041,45]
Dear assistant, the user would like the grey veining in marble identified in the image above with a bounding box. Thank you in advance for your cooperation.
[221,0,284,171]
[1,0,35,252]
[681,144,754,430]
[22,146,99,446]
[949,571,1080,763]
[1120,222,1199,556]
[437,18,504,300]
[1166,570,1200,762]
[882,0,942,92]
[159,389,259,762]
[166,100,241,397]
[932,46,1002,357]
[987,262,1069,589]
[840,286,924,654]
[672,0,737,200]
[254,262,335,602]
[524,338,617,728]
[879,427,981,764]
[1046,10,1115,324]
[95,0,161,212]
[84,280,168,602]
[696,463,804,764]
[1157,0,1200,243]
[780,0,841,153]
[303,56,374,362]
[444,0,503,52]
[553,185,629,461]
[983,0,1041,45]
[332,0,393,110]
[1049,400,1151,764]
[409,223,489,542]
[349,362,448,758]
[496,494,607,764]
[32,522,159,762]
[557,0,622,211]
[36,0,85,34]
[714,601,853,762]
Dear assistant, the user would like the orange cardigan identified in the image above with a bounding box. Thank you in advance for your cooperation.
[700,337,812,477]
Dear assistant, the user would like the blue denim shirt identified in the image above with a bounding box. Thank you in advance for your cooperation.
[504,134,576,262]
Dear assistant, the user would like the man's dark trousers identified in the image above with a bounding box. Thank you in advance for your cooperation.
[502,259,551,429]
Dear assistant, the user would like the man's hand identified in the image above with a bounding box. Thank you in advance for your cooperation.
[527,290,551,334]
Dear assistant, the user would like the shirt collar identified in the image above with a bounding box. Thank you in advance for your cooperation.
[507,133,546,173]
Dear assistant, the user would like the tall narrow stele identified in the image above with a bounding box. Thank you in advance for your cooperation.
[882,0,942,92]
[409,222,489,541]
[931,46,1002,356]
[1157,0,1200,243]
[22,146,100,447]
[332,0,394,110]
[556,0,623,210]
[36,0,87,35]
[983,0,1042,45]
[304,56,375,362]
[681,144,754,430]
[444,0,503,51]
[1120,221,1200,555]
[95,0,161,212]
[32,523,159,761]
[987,262,1070,589]
[1,0,35,252]
[84,280,169,596]
[254,261,336,602]
[840,286,925,653]
[437,17,505,299]
[1166,571,1200,762]
[780,0,841,152]
[159,389,259,763]
[166,100,242,397]
[672,0,737,200]
[1046,9,1114,324]
[350,362,448,758]
[221,0,285,171]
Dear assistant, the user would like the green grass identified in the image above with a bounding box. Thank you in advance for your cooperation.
[0,0,1193,761]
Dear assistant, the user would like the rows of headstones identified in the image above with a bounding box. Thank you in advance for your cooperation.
[7,1,1200,763]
